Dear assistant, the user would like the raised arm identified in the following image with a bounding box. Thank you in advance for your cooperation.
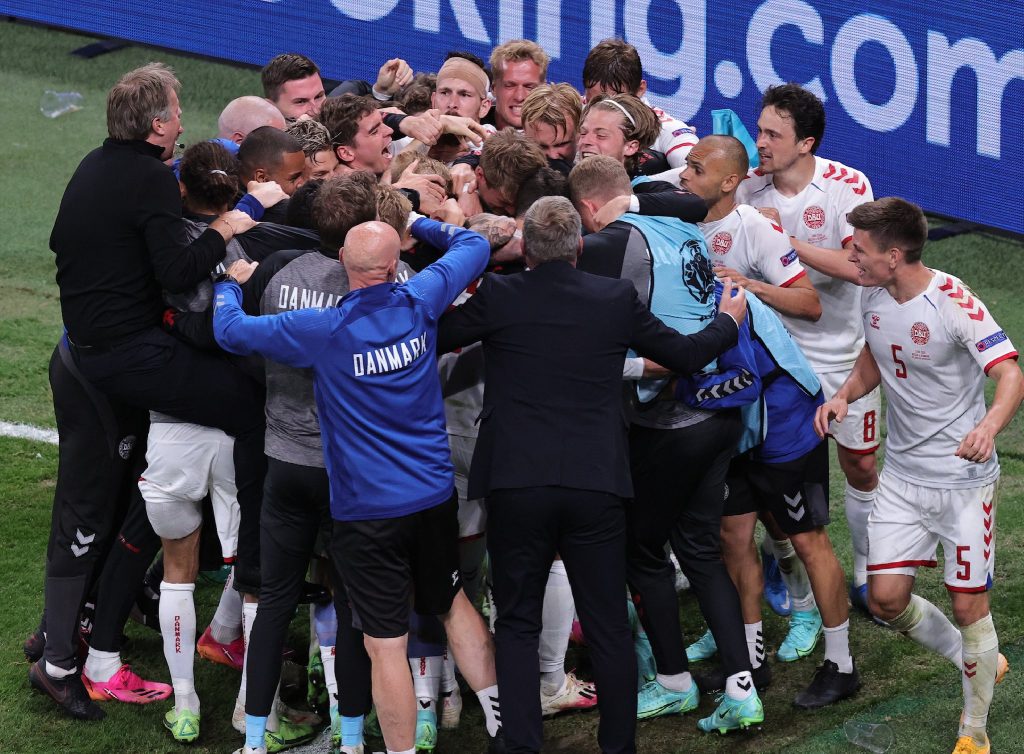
[212,280,329,368]
[630,279,745,375]
[407,218,490,319]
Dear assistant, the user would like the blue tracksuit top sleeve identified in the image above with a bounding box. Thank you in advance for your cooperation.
[213,280,331,368]
[406,217,489,319]
[674,316,762,408]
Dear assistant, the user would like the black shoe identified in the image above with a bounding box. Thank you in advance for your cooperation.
[793,659,860,709]
[23,628,45,663]
[487,728,506,753]
[695,662,773,694]
[28,661,105,721]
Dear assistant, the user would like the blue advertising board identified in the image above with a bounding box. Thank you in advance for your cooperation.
[4,0,1022,233]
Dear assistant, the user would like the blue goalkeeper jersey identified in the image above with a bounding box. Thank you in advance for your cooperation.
[213,218,488,521]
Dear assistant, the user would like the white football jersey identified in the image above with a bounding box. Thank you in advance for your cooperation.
[737,156,873,373]
[699,204,807,289]
[651,106,698,168]
[862,271,1017,488]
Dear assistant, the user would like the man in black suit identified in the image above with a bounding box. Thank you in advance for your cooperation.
[437,196,746,754]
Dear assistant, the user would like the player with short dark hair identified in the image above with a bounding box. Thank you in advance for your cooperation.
[738,82,881,639]
[237,126,306,198]
[261,53,326,122]
[818,197,1022,754]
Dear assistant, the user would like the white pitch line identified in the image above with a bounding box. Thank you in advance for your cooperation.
[0,421,58,445]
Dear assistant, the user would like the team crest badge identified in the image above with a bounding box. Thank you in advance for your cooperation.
[711,231,732,255]
[803,205,825,229]
[118,435,136,460]
[870,314,880,330]
[910,322,930,345]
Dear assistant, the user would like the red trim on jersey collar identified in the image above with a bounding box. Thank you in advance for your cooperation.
[984,351,1019,375]
[867,559,938,571]
[842,235,854,247]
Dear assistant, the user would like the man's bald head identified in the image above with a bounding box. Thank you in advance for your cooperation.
[680,134,749,209]
[342,221,402,288]
[218,96,287,143]
[699,134,749,176]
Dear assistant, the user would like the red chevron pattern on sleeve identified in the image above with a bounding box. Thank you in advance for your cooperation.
[938,277,985,321]
[822,162,868,196]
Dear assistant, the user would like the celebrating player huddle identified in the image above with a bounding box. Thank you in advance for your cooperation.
[27,30,1023,754]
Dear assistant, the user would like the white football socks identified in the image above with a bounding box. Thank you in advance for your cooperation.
[440,650,458,694]
[160,581,199,714]
[539,560,573,696]
[961,614,998,745]
[844,484,875,587]
[410,655,443,713]
[822,620,854,673]
[725,671,754,701]
[237,600,258,707]
[656,671,693,692]
[83,648,121,683]
[321,645,338,708]
[888,594,963,668]
[771,538,816,611]
[209,569,243,644]
[475,685,501,737]
[744,622,765,669]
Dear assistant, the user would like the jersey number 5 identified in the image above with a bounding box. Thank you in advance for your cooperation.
[891,344,908,379]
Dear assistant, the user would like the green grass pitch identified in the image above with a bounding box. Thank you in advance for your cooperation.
[1,18,1023,754]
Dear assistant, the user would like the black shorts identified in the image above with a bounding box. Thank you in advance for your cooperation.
[331,491,462,639]
[723,441,830,536]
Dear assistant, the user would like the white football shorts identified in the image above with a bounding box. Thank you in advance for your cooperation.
[867,471,998,592]
[139,422,240,561]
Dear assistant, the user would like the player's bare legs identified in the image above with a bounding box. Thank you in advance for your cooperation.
[789,528,846,629]
[787,527,857,708]
[761,512,816,660]
[163,530,202,584]
[440,592,502,742]
[364,634,417,750]
[440,590,497,691]
[720,513,763,624]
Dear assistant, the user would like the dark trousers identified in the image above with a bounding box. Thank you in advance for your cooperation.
[42,343,149,669]
[245,458,371,718]
[488,487,636,754]
[626,411,751,678]
[87,487,160,652]
[70,327,266,592]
